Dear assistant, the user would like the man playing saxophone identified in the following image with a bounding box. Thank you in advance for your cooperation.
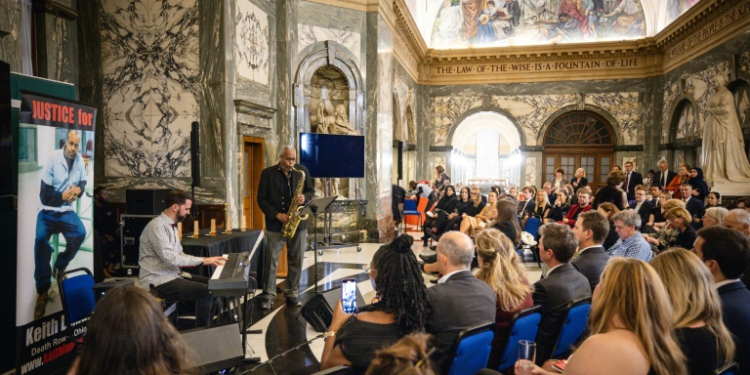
[257,146,314,309]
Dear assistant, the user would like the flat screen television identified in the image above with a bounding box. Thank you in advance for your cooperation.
[299,133,365,178]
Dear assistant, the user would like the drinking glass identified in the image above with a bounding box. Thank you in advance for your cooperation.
[516,340,536,375]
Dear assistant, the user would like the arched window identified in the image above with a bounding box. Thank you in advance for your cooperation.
[668,99,699,168]
[543,111,616,193]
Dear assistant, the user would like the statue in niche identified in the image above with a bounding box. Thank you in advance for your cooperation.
[701,73,750,184]
[317,103,359,135]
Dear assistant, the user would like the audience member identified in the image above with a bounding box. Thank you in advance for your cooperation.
[533,223,591,364]
[628,185,653,226]
[656,159,678,191]
[679,184,704,227]
[509,186,520,201]
[706,191,722,208]
[607,210,653,261]
[571,168,588,194]
[474,229,534,369]
[425,231,496,374]
[522,189,551,228]
[651,249,735,375]
[645,207,696,251]
[491,200,522,246]
[433,187,474,236]
[667,163,690,199]
[596,203,620,250]
[408,181,436,214]
[321,235,429,374]
[702,206,729,228]
[542,182,557,206]
[644,169,655,188]
[737,197,750,213]
[517,186,536,216]
[561,190,592,228]
[571,211,612,291]
[623,161,643,201]
[460,191,498,237]
[552,168,565,194]
[518,258,687,375]
[422,185,458,246]
[687,167,709,202]
[694,226,750,375]
[724,209,750,238]
[565,184,579,206]
[67,286,195,375]
[365,334,435,375]
[593,170,627,210]
[546,190,570,224]
[433,166,451,200]
[646,197,683,234]
[649,184,663,207]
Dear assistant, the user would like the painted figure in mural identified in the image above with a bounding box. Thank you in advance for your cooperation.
[520,0,546,25]
[601,0,643,36]
[437,0,464,42]
[558,0,589,37]
[462,0,488,40]
[536,12,583,43]
[317,104,359,135]
[701,73,750,184]
[476,3,498,43]
[506,0,522,27]
[582,0,599,38]
[490,2,515,38]
[667,0,700,23]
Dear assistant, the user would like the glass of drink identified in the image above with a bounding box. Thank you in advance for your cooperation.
[517,340,536,375]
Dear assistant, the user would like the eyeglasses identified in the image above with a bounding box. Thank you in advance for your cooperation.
[282,157,296,162]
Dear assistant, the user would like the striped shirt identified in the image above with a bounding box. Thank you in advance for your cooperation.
[607,233,654,262]
[139,213,203,288]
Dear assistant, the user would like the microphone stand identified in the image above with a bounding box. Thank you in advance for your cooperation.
[311,205,320,293]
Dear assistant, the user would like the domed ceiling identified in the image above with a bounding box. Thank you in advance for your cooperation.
[404,0,702,49]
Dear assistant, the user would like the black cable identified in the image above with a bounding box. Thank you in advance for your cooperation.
[234,334,325,375]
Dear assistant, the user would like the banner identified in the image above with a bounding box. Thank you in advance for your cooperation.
[16,92,97,375]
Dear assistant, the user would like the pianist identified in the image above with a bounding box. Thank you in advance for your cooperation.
[139,189,226,327]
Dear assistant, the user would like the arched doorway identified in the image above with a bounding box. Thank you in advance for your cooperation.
[668,99,700,168]
[450,112,522,187]
[542,111,616,193]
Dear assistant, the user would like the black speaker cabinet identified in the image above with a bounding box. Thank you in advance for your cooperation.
[191,121,200,187]
[181,324,243,374]
[300,286,366,332]
[120,214,158,269]
[126,189,171,215]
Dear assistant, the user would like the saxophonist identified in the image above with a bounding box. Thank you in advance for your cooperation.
[257,146,314,309]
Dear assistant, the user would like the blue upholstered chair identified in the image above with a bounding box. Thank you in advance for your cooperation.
[496,305,543,372]
[715,362,738,375]
[59,268,96,327]
[403,199,422,231]
[447,322,495,375]
[551,297,592,358]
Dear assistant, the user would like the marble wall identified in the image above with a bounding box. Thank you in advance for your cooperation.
[0,0,22,72]
[235,0,270,85]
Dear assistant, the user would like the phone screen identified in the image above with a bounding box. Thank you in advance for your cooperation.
[341,278,357,314]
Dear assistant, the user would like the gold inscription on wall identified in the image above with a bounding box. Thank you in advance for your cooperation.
[664,0,750,63]
[432,58,640,76]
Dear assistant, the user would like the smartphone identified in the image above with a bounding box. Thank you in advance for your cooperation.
[341,278,357,314]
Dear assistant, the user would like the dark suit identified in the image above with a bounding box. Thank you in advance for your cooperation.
[426,270,497,374]
[629,200,654,228]
[257,164,314,232]
[684,197,704,219]
[571,246,610,291]
[656,170,677,190]
[532,263,591,365]
[622,171,643,201]
[718,280,750,375]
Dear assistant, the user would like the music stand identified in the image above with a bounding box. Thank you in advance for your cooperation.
[299,195,338,293]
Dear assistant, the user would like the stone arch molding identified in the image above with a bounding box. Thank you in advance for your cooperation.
[536,105,623,147]
[293,41,364,139]
[667,96,701,143]
[446,106,527,147]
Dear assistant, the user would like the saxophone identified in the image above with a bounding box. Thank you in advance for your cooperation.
[281,167,309,239]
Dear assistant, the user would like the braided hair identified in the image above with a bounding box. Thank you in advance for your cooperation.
[359,234,429,334]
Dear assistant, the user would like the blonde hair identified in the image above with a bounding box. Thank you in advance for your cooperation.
[664,207,692,224]
[597,202,620,218]
[366,333,435,375]
[471,186,483,207]
[661,198,685,213]
[474,228,532,312]
[704,207,729,226]
[589,258,687,375]
[536,190,550,207]
[575,168,586,178]
[650,249,735,365]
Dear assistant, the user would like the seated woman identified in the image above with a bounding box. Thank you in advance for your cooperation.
[474,229,533,370]
[593,170,627,210]
[491,199,523,247]
[432,186,473,237]
[596,203,621,250]
[546,190,570,224]
[422,185,457,246]
[67,286,193,375]
[645,207,696,252]
[645,192,671,232]
[460,190,498,237]
[521,190,551,229]
[521,258,687,375]
[701,206,729,228]
[651,249,735,375]
[365,333,435,375]
[666,163,690,200]
[321,235,429,374]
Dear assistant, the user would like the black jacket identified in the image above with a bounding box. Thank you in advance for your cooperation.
[629,200,654,227]
[571,246,610,291]
[718,280,750,375]
[257,164,315,232]
[532,263,591,365]
[656,170,678,190]
[622,171,643,200]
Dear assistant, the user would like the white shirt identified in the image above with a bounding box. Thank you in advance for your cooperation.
[715,279,741,289]
[546,263,565,276]
[139,213,204,288]
[577,245,601,255]
[437,269,467,284]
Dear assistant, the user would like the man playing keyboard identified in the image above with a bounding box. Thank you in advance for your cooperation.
[139,189,226,327]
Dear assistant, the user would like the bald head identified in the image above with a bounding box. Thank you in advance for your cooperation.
[724,209,750,237]
[436,231,474,269]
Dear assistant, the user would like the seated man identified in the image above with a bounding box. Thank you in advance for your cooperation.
[571,211,611,291]
[139,189,226,327]
[517,186,535,216]
[628,185,653,227]
[694,226,750,375]
[560,190,592,228]
[426,231,496,374]
[607,210,653,261]
[680,183,704,228]
[533,223,592,365]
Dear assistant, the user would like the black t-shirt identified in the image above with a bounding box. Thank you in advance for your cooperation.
[335,316,403,375]
[93,201,118,237]
[675,326,719,375]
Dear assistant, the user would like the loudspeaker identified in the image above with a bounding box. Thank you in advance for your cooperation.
[120,214,158,268]
[191,121,200,187]
[92,278,135,302]
[181,324,244,374]
[126,189,171,215]
[300,286,366,332]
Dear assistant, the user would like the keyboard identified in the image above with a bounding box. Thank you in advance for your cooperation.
[208,252,251,296]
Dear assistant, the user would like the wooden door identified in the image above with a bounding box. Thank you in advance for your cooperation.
[543,149,613,194]
[242,137,264,230]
